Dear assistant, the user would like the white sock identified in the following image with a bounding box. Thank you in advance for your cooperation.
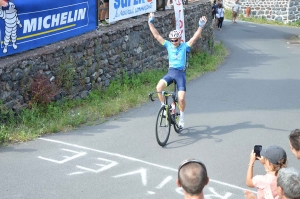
[161,102,165,107]
[180,112,184,121]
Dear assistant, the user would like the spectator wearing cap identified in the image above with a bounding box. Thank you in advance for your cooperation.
[289,129,300,160]
[176,159,209,199]
[244,167,300,199]
[245,145,287,199]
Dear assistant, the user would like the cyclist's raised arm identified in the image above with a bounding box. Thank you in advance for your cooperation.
[187,16,207,47]
[148,12,165,45]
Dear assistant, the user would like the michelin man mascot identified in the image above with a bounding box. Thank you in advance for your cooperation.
[0,0,22,54]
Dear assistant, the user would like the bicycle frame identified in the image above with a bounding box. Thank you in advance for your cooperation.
[149,81,179,125]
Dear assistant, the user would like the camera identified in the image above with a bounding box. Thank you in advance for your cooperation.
[254,145,262,160]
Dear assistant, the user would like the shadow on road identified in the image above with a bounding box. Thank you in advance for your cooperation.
[164,121,287,148]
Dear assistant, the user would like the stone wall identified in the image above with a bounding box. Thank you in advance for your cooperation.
[0,0,213,113]
[223,0,300,23]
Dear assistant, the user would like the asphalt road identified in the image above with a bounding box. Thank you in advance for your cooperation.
[1,20,300,199]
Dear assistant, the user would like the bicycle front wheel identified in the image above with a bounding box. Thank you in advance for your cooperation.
[155,106,171,146]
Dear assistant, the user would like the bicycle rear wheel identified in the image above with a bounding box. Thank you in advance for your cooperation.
[155,106,171,146]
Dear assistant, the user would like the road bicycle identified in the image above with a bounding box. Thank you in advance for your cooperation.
[149,81,181,146]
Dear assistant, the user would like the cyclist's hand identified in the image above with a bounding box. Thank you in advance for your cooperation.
[148,12,155,24]
[198,16,207,29]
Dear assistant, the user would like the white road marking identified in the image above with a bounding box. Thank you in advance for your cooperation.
[113,168,147,186]
[206,187,232,199]
[39,138,255,192]
[38,148,86,164]
[156,176,173,189]
[176,187,184,195]
[69,171,85,175]
[76,158,118,173]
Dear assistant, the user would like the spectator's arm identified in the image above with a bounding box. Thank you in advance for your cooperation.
[246,150,256,187]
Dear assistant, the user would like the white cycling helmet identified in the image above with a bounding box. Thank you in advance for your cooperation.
[169,30,182,38]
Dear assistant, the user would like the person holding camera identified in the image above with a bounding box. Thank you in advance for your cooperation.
[244,167,300,199]
[245,145,287,199]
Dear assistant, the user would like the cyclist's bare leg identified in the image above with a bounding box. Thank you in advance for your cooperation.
[178,91,186,111]
[178,91,185,128]
[156,80,166,105]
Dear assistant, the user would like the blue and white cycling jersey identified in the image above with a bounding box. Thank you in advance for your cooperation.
[163,40,191,70]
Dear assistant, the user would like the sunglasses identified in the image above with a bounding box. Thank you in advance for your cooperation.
[178,159,207,173]
[170,39,179,42]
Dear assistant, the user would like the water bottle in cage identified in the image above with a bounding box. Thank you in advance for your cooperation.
[171,102,175,114]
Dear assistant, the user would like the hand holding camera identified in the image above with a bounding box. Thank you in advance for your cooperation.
[254,145,262,160]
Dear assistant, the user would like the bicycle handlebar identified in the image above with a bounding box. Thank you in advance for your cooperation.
[148,91,176,102]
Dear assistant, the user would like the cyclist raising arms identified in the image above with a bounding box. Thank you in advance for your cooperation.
[148,12,207,128]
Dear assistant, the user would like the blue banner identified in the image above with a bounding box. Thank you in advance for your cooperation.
[0,0,97,57]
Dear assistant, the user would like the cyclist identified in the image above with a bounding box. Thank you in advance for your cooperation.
[148,12,207,128]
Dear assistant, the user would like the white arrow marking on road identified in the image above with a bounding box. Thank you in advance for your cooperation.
[38,148,86,164]
[205,187,232,199]
[156,176,173,189]
[113,168,147,186]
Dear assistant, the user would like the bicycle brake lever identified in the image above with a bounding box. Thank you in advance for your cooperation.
[149,93,155,102]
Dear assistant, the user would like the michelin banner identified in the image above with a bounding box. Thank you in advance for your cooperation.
[109,0,156,23]
[0,0,97,58]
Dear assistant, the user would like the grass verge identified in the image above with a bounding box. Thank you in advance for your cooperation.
[0,43,227,145]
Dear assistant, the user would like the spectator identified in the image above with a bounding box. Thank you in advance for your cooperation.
[99,0,109,26]
[232,0,240,23]
[212,0,218,28]
[244,167,300,199]
[216,3,225,30]
[246,145,287,199]
[289,129,300,159]
[176,159,209,199]
[277,167,300,199]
